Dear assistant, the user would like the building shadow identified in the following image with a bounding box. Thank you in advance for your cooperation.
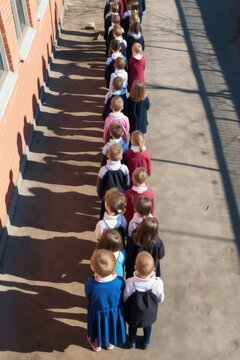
[175,0,240,252]
[0,7,106,353]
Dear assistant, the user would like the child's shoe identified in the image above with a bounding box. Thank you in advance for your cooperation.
[128,341,136,349]
[87,336,101,351]
[143,342,150,350]
[107,343,115,350]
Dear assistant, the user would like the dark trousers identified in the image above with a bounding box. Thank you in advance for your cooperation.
[128,325,152,345]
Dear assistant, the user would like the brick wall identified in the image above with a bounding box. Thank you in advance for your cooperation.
[0,0,63,232]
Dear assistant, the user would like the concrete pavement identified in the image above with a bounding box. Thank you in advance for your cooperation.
[0,0,240,359]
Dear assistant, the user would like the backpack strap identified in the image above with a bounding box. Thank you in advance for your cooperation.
[103,220,110,229]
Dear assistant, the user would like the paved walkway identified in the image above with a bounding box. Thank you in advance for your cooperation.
[0,0,240,359]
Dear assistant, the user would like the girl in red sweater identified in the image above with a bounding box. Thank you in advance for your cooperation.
[125,167,155,223]
[126,131,151,185]
[127,43,145,92]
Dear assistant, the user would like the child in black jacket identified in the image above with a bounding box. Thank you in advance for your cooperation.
[97,143,130,219]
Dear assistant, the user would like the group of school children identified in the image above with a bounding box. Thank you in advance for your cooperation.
[85,0,165,352]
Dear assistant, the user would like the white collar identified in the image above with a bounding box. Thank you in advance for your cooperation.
[133,270,155,280]
[132,185,148,193]
[109,138,123,145]
[133,54,143,60]
[94,273,117,282]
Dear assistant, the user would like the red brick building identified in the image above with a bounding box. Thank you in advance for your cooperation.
[0,0,63,239]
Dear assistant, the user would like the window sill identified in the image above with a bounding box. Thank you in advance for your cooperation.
[37,0,49,21]
[19,27,37,61]
[0,72,18,119]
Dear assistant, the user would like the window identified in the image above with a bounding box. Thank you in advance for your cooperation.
[11,0,29,39]
[11,0,36,61]
[0,33,18,119]
[0,33,8,82]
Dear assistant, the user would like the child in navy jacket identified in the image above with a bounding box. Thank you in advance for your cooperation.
[128,80,150,133]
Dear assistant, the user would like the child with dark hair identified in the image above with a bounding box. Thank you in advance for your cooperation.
[126,130,151,183]
[105,39,126,87]
[107,23,127,57]
[101,122,129,166]
[104,1,119,37]
[124,252,164,349]
[109,57,128,90]
[104,0,124,21]
[97,143,130,219]
[128,80,150,133]
[126,22,145,59]
[125,217,165,278]
[124,167,154,223]
[127,43,145,92]
[85,249,126,351]
[103,77,129,120]
[128,196,153,236]
[96,229,126,277]
[95,187,127,240]
[104,96,130,143]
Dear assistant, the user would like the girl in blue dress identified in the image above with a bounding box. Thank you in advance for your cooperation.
[96,228,126,277]
[85,249,126,351]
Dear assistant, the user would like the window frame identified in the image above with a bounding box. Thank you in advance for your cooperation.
[11,0,29,39]
[0,32,8,84]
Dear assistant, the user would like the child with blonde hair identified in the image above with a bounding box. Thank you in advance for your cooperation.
[125,217,165,278]
[127,43,145,92]
[95,187,127,240]
[107,23,127,57]
[124,252,164,349]
[128,196,153,236]
[128,80,150,133]
[101,122,129,166]
[105,39,126,87]
[126,131,151,183]
[85,249,126,351]
[104,96,130,143]
[124,167,154,222]
[103,77,129,120]
[96,229,126,277]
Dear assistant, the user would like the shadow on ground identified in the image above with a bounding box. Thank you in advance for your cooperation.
[0,23,106,352]
[174,0,240,251]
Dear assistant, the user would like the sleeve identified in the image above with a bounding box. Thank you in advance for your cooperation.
[128,220,134,236]
[146,151,151,176]
[121,248,126,268]
[151,191,155,214]
[94,221,102,240]
[142,36,145,51]
[142,0,146,12]
[123,166,130,189]
[158,238,165,260]
[109,73,115,91]
[145,96,150,110]
[85,280,91,298]
[123,279,135,302]
[122,215,128,230]
[97,175,104,199]
[100,153,107,167]
[103,118,110,143]
[152,278,164,303]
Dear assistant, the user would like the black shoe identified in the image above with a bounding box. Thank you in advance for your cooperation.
[128,341,136,349]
